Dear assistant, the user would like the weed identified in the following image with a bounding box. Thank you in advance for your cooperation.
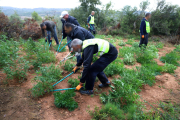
[54,90,78,111]
[64,60,75,72]
[30,81,53,97]
[3,57,29,83]
[104,58,124,77]
[123,53,136,65]
[162,63,177,73]
[89,103,125,120]
[34,64,63,83]
[126,39,134,45]
[68,78,80,88]
[155,42,164,49]
[160,51,180,66]
[132,42,139,48]
[118,40,126,46]
[119,47,135,58]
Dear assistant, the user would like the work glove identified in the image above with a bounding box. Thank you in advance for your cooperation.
[142,35,144,39]
[76,82,84,91]
[88,26,90,28]
[72,66,80,73]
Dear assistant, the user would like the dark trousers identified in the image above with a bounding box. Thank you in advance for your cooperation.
[47,26,59,45]
[89,24,96,35]
[139,34,148,47]
[85,54,118,90]
[67,36,81,62]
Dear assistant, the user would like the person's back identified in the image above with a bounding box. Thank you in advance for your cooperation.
[43,21,56,30]
[72,26,94,40]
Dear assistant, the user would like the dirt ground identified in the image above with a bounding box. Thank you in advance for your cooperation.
[0,41,180,120]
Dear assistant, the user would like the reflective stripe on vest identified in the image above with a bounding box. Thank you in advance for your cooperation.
[89,15,94,24]
[82,39,109,57]
[145,21,150,33]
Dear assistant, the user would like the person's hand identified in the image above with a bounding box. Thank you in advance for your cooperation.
[76,82,84,90]
[88,26,90,28]
[72,66,80,73]
[142,35,144,39]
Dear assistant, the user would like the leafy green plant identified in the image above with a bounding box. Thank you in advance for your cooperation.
[3,57,29,83]
[34,64,63,83]
[118,40,126,46]
[132,42,139,48]
[30,81,53,97]
[123,53,136,65]
[126,39,134,45]
[68,78,80,88]
[54,90,78,111]
[160,51,180,66]
[136,48,158,64]
[64,60,75,72]
[0,37,19,68]
[89,103,125,120]
[155,42,164,49]
[119,47,135,58]
[162,63,177,73]
[104,58,124,77]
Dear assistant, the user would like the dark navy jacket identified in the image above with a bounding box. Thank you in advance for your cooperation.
[140,18,148,35]
[68,25,94,41]
[76,43,118,83]
[61,15,80,39]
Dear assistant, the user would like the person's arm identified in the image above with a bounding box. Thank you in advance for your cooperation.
[140,21,145,36]
[76,53,84,66]
[87,16,91,26]
[80,46,94,83]
[73,18,80,26]
[42,29,45,38]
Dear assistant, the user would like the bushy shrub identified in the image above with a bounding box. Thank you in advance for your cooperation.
[0,36,19,68]
[34,64,63,83]
[119,47,135,58]
[3,57,29,83]
[136,48,158,64]
[54,90,78,111]
[160,51,180,66]
[64,60,75,72]
[68,78,80,88]
[104,58,124,77]
[132,42,139,48]
[30,81,53,97]
[123,53,136,65]
[118,40,126,46]
[89,103,125,120]
[162,63,177,73]
[126,39,134,45]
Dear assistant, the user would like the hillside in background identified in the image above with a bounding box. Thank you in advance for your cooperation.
[1,6,71,17]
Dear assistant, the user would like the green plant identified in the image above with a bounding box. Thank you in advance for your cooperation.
[136,47,158,64]
[64,60,75,72]
[160,51,180,66]
[89,103,125,120]
[119,47,135,58]
[3,57,29,83]
[68,78,80,87]
[104,58,124,77]
[118,40,126,46]
[30,81,53,97]
[34,64,63,83]
[54,90,78,111]
[123,53,136,65]
[126,39,134,45]
[132,42,139,48]
[162,63,177,73]
[155,42,164,49]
